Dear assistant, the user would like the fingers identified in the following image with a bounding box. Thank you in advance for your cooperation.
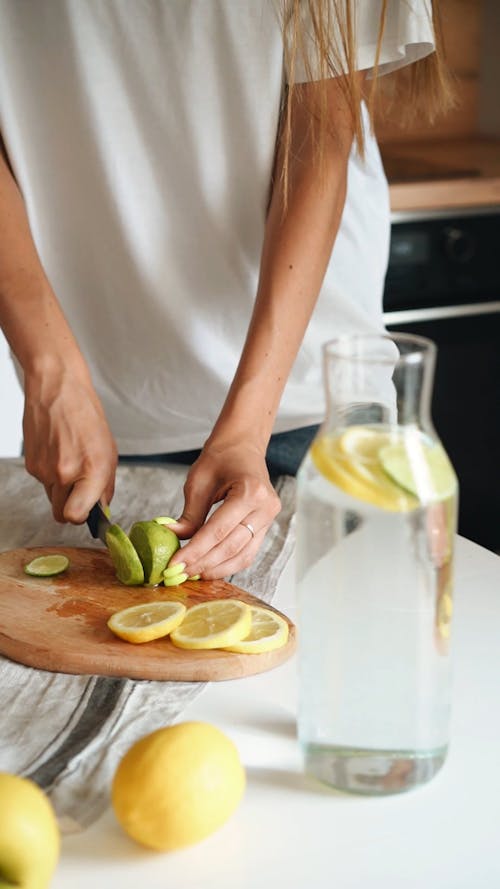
[63,472,114,523]
[36,446,117,524]
[170,482,281,580]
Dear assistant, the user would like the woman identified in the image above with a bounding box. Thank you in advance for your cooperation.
[0,1,452,578]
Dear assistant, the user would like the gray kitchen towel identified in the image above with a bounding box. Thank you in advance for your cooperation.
[0,459,296,832]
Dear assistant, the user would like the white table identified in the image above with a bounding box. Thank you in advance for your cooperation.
[53,536,500,889]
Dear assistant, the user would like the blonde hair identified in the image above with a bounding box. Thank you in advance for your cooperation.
[280,1,455,185]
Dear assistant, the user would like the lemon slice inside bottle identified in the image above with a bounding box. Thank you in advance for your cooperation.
[24,554,69,577]
[107,600,187,643]
[169,599,252,650]
[311,427,416,512]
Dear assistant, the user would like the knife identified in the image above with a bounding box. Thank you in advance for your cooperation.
[86,501,112,546]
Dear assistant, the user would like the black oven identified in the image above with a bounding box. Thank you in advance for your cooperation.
[383,207,500,553]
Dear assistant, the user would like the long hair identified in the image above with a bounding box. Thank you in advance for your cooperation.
[280,1,455,189]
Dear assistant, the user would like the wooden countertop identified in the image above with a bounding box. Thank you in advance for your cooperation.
[380,137,500,213]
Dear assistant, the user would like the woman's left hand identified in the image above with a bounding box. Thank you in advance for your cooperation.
[166,442,281,580]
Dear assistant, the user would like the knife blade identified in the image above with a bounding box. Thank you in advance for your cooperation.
[86,501,112,546]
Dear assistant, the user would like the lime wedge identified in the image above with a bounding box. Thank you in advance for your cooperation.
[129,521,180,586]
[24,554,69,577]
[105,524,145,586]
[379,440,457,502]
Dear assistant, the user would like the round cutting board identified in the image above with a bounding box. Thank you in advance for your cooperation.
[0,547,296,681]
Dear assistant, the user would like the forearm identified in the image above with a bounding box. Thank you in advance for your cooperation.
[207,80,354,453]
[0,150,89,383]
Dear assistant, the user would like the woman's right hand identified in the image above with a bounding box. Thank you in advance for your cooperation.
[23,365,118,524]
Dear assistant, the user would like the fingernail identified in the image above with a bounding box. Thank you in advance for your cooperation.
[163,572,188,587]
[163,562,186,579]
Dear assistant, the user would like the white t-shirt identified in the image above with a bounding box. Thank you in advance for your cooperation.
[0,1,434,454]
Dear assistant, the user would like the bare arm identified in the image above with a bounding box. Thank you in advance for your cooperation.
[0,148,117,520]
[170,76,358,578]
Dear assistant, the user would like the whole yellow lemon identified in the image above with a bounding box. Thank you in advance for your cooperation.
[0,772,60,889]
[111,721,246,851]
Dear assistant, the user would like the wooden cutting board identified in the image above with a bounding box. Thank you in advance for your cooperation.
[0,547,296,682]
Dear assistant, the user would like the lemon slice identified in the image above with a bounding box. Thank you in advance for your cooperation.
[379,440,457,502]
[105,524,144,586]
[312,431,416,512]
[338,426,394,482]
[170,599,252,650]
[107,600,187,643]
[222,605,289,654]
[24,554,69,577]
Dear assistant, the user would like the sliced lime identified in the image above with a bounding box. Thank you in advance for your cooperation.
[105,524,145,586]
[129,521,180,586]
[379,440,457,502]
[152,516,177,526]
[24,554,69,577]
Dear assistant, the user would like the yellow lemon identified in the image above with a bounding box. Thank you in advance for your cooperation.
[169,599,252,650]
[222,605,289,654]
[0,772,60,889]
[111,722,246,851]
[107,600,187,643]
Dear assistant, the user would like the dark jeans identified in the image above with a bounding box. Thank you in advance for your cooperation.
[120,424,320,479]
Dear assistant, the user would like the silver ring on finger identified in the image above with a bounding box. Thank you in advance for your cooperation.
[239,521,255,538]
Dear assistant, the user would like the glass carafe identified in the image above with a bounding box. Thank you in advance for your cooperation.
[296,333,458,795]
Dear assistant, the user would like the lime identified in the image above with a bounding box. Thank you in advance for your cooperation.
[105,524,145,586]
[379,440,457,502]
[152,516,177,526]
[107,600,187,643]
[129,520,180,586]
[24,554,69,577]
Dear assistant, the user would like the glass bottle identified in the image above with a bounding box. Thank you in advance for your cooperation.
[296,333,458,795]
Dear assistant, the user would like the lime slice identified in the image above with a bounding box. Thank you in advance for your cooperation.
[105,524,145,586]
[107,600,187,643]
[24,554,69,577]
[379,440,457,502]
[129,521,180,586]
[152,516,177,526]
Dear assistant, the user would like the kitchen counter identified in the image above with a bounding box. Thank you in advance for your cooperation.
[50,534,500,889]
[381,137,500,213]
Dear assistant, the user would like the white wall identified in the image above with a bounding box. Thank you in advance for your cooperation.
[0,330,23,457]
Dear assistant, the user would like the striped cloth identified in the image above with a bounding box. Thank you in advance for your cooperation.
[0,460,296,832]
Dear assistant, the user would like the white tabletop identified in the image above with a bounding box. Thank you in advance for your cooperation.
[52,536,500,889]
